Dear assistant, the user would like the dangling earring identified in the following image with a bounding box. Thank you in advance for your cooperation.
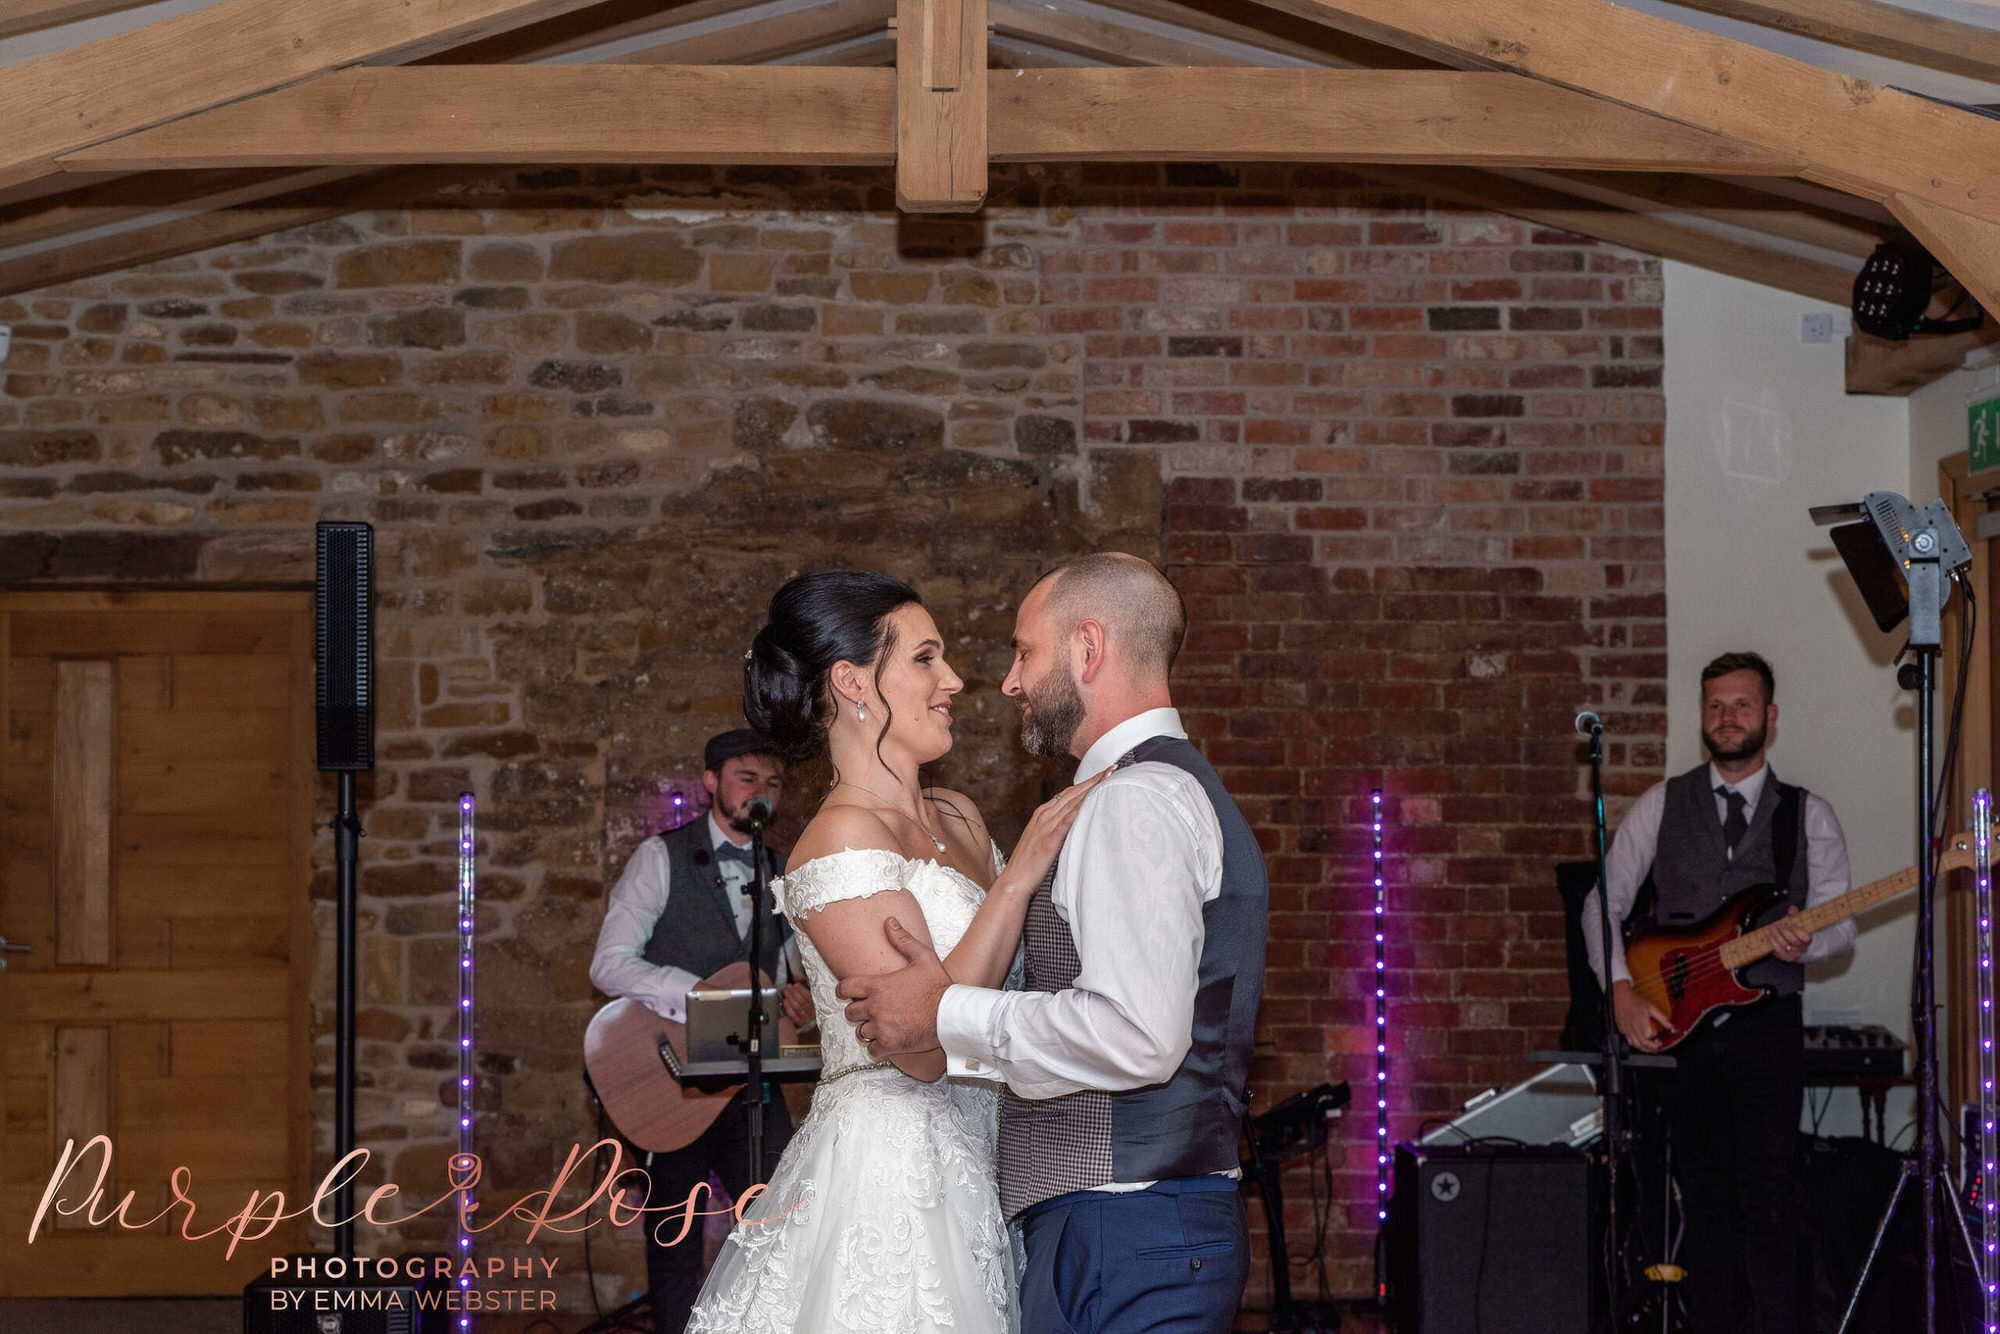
[856,699,866,722]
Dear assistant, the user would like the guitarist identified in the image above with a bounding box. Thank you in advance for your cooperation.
[587,728,814,1332]
[1582,651,1853,1334]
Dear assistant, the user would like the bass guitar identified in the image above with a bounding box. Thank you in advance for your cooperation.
[585,961,811,1153]
[1624,833,1974,1050]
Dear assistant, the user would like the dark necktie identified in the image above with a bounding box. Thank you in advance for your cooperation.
[715,842,755,873]
[1717,785,1748,852]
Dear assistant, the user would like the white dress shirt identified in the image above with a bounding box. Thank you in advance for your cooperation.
[1581,761,1855,988]
[588,810,798,1023]
[936,708,1226,1188]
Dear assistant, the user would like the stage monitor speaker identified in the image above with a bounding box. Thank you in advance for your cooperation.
[242,1255,450,1334]
[1392,1141,1593,1334]
[315,520,374,772]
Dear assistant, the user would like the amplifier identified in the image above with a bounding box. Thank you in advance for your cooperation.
[242,1255,450,1334]
[1391,1142,1594,1334]
[1803,1024,1905,1081]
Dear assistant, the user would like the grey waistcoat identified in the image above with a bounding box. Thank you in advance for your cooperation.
[640,819,790,982]
[1646,764,1807,997]
[996,733,1269,1219]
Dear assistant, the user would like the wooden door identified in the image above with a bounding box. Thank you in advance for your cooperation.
[0,592,314,1295]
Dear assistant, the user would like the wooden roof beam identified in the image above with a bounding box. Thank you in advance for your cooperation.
[0,0,157,42]
[990,68,1796,171]
[1249,0,2000,227]
[602,0,893,66]
[896,0,989,212]
[1890,193,2000,327]
[1847,324,2000,396]
[64,67,1794,177]
[0,169,452,298]
[1537,170,1895,260]
[1658,0,2000,88]
[0,0,609,194]
[0,168,346,251]
[1366,164,1857,304]
[65,67,900,170]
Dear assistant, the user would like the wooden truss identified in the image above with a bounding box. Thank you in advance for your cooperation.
[5,0,2000,391]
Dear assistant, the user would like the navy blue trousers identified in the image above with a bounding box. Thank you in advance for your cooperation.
[1018,1176,1249,1334]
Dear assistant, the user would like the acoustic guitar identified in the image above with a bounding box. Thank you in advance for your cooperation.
[585,962,808,1153]
[1623,833,1975,1050]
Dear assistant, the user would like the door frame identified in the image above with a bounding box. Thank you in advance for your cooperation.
[1939,457,1993,1144]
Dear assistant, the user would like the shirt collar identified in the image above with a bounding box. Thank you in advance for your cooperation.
[1075,707,1187,781]
[708,810,751,854]
[1709,761,1770,811]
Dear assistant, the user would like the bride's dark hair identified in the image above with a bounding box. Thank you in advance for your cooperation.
[744,570,923,766]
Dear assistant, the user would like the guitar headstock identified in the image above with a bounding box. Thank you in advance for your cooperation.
[1941,831,1979,875]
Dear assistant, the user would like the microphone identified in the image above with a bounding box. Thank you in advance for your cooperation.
[744,794,774,828]
[1574,711,1603,736]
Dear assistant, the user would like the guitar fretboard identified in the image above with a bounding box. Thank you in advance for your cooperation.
[1718,839,1970,969]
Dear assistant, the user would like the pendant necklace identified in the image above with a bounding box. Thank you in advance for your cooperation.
[833,779,947,853]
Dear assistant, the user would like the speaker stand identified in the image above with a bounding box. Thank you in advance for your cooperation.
[332,770,361,1259]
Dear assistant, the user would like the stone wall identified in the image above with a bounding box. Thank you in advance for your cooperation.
[0,163,1665,1304]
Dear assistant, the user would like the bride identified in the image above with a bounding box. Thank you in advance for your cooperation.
[686,569,1098,1334]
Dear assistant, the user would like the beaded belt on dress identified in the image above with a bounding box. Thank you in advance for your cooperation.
[817,1059,896,1085]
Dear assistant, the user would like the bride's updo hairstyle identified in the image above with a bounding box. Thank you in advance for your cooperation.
[744,569,924,765]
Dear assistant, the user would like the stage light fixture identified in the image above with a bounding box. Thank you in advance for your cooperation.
[1851,242,1983,342]
[1811,491,1971,647]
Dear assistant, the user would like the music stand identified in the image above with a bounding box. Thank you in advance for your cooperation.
[1812,491,1975,1334]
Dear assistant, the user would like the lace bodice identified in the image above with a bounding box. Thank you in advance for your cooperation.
[687,842,1018,1333]
[776,845,999,1079]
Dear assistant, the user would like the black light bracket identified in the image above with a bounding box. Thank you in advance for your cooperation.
[1851,242,1985,342]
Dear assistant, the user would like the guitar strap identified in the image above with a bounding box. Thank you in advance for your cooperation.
[1771,779,1804,911]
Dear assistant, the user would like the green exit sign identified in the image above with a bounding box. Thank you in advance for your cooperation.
[1974,391,2000,475]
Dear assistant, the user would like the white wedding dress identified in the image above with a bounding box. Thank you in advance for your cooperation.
[686,847,1018,1334]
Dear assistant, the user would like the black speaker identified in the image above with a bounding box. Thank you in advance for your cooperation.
[315,521,374,772]
[1392,1141,1593,1334]
[242,1254,450,1334]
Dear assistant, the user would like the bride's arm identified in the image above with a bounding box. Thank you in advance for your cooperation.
[798,894,947,1083]
[790,808,947,1082]
[927,776,1103,990]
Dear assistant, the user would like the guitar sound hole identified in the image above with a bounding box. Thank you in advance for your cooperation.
[1665,952,1691,1002]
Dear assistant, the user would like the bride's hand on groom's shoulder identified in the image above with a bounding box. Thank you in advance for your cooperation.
[1005,770,1108,891]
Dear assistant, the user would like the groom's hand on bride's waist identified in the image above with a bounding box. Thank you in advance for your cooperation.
[837,917,950,1058]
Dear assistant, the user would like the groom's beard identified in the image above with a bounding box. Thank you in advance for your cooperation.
[1019,667,1085,759]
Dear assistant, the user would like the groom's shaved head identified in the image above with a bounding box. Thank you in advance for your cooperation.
[1032,552,1186,680]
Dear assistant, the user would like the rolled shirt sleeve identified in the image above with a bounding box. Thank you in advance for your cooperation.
[1797,793,1855,963]
[937,766,1222,1099]
[1581,781,1665,990]
[589,838,702,1023]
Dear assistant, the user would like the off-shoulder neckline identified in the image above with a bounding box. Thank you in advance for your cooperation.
[779,844,992,886]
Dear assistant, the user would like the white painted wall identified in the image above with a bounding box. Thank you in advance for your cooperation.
[1663,261,1917,1140]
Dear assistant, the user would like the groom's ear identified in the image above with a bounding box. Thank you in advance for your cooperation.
[1075,619,1107,684]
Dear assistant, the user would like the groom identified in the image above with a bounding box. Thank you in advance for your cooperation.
[840,552,1268,1334]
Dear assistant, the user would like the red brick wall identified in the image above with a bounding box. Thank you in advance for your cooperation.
[1044,166,1667,1295]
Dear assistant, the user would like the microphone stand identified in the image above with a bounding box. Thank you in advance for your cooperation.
[742,800,773,1190]
[1583,715,1625,1328]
